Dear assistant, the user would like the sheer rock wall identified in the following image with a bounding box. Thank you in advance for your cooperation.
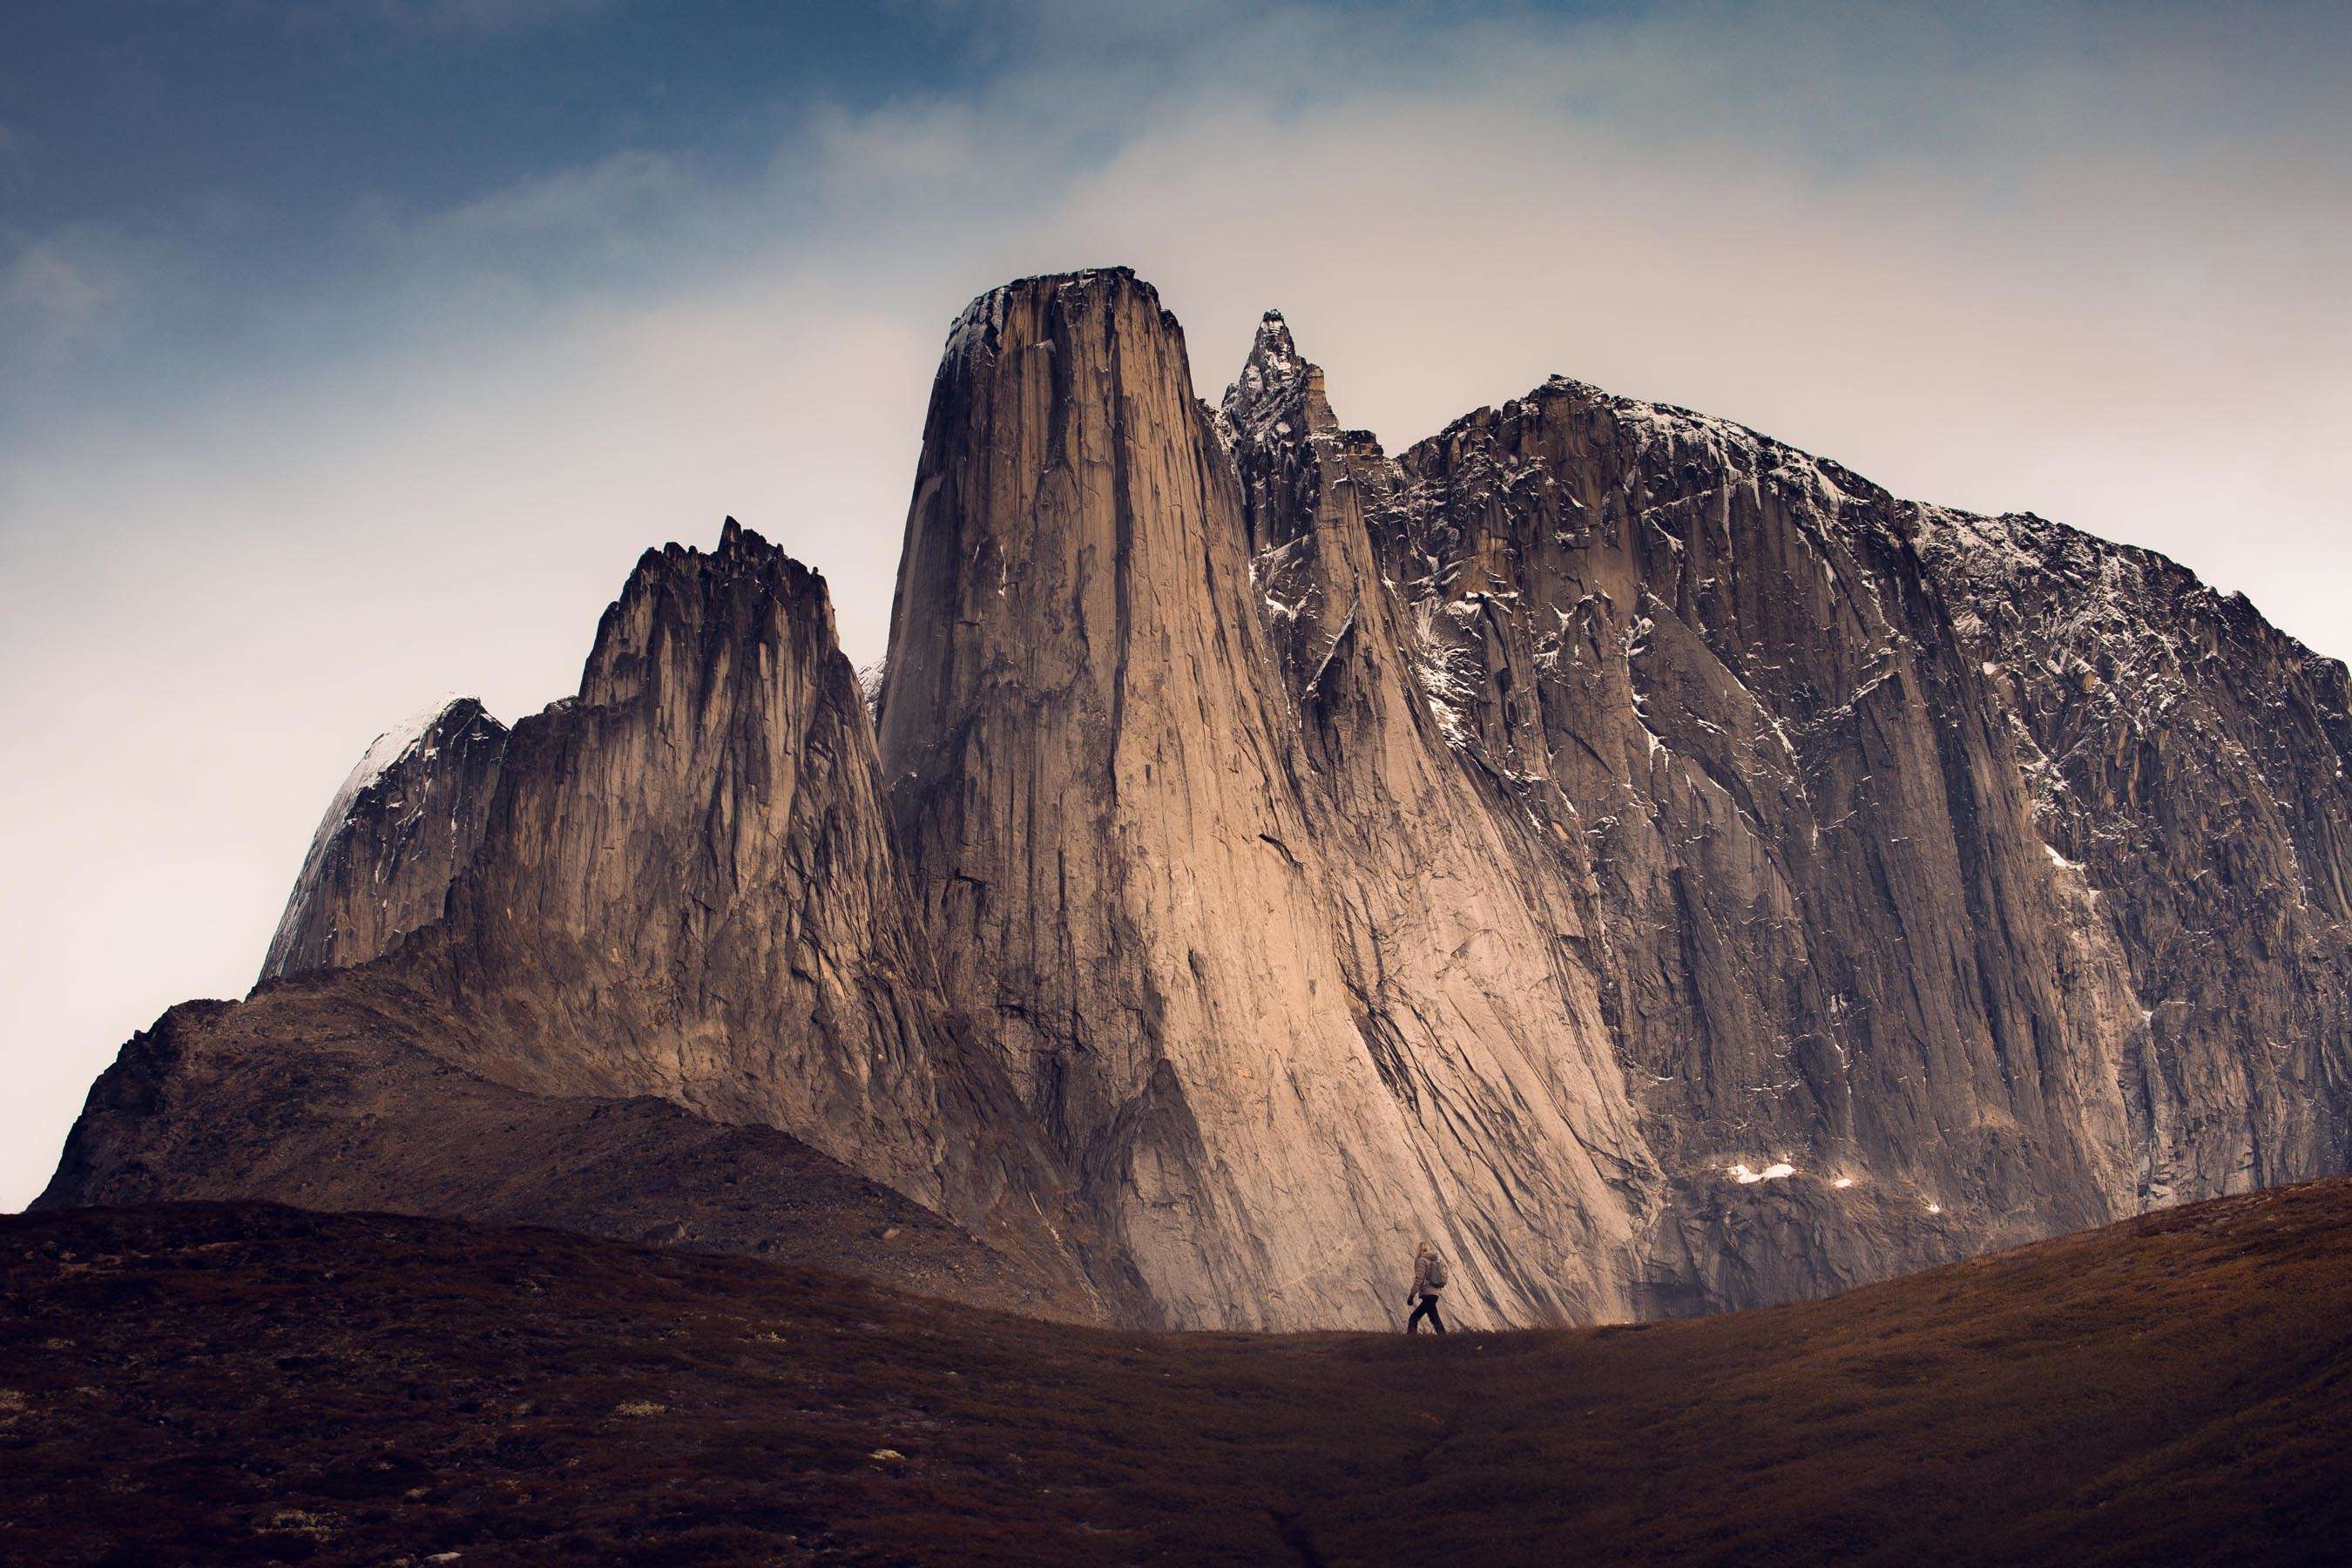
[1354,377,2168,1309]
[1914,509,2352,1203]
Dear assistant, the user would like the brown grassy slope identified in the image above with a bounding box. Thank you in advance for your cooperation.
[3,1181,2349,1566]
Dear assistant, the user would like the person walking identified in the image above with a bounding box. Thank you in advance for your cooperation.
[1405,1241,1448,1334]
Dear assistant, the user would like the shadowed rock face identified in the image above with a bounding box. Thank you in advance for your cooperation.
[45,267,2352,1331]
[1333,377,2164,1310]
[1911,508,2352,1201]
[421,523,1101,1285]
[35,983,1100,1321]
[440,523,978,1212]
[259,697,507,983]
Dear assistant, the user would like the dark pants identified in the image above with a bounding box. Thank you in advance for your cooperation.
[1408,1292,1446,1334]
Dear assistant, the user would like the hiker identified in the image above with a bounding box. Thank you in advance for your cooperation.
[1405,1241,1448,1334]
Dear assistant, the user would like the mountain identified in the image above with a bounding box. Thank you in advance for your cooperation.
[1362,367,2352,1308]
[38,267,2352,1331]
[1911,507,2352,1199]
[5,1178,2349,1565]
[430,524,1046,1227]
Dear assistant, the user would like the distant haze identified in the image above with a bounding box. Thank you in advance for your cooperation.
[3,0,2348,1208]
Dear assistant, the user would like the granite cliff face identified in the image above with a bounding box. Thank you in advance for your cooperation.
[1912,509,2352,1201]
[1351,372,2164,1309]
[43,267,2352,1330]
[435,522,1013,1220]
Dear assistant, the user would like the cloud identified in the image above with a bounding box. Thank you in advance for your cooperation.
[4,246,111,322]
[0,230,155,361]
[356,147,708,304]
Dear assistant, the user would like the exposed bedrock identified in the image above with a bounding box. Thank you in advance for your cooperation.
[1358,377,2176,1309]
[875,270,2349,1323]
[1913,510,2352,1201]
[440,524,966,1202]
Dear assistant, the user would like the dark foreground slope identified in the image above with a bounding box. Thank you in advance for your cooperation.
[7,1183,2349,1567]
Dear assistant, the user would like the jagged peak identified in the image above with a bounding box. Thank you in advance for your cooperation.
[1249,308,1300,365]
[1219,308,1322,451]
[625,519,823,599]
[247,691,505,987]
[587,521,841,710]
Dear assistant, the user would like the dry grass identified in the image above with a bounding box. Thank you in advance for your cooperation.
[4,1181,2349,1565]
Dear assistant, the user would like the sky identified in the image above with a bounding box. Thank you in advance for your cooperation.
[3,0,2349,1209]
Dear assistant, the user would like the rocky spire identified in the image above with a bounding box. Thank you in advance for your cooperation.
[878,269,1654,1329]
[1218,310,1312,444]
[439,518,1042,1222]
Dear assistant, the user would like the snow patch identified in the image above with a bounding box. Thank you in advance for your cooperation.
[1406,594,1477,750]
[321,697,467,835]
[2042,841,2085,872]
[855,659,888,720]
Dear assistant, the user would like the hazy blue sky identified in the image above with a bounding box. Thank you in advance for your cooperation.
[4,0,2349,1206]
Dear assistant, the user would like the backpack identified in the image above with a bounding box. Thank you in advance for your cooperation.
[1423,1254,1447,1289]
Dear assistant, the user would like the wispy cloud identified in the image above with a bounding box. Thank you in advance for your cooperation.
[0,227,159,362]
